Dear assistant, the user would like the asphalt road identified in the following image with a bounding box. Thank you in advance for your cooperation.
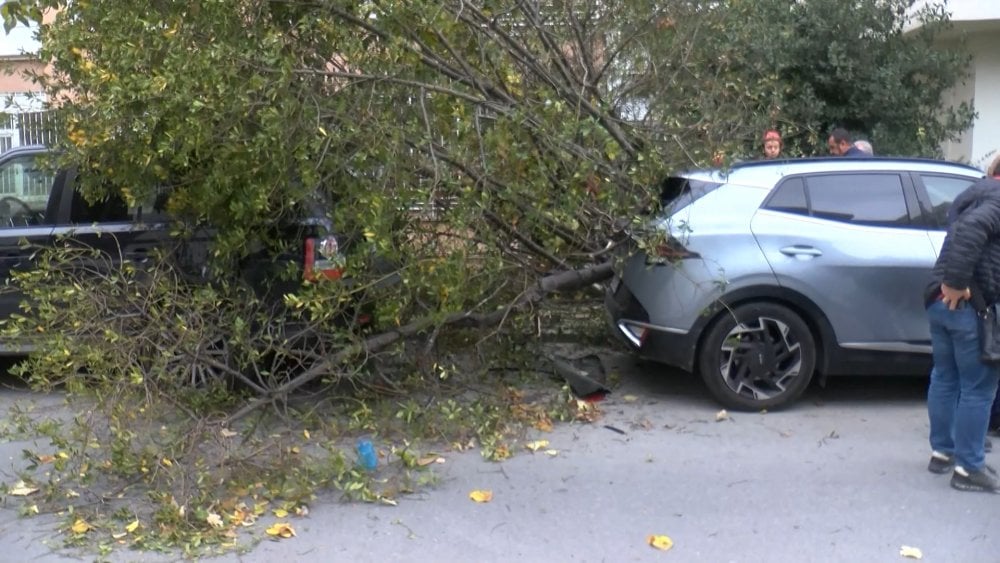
[2,354,999,562]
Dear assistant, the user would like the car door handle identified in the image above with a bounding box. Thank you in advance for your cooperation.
[779,245,823,257]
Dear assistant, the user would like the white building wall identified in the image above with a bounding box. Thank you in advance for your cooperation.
[939,0,1000,22]
[907,0,1000,169]
[968,32,1000,168]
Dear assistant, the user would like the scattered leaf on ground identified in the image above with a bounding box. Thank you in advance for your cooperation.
[469,490,493,503]
[716,409,729,421]
[533,419,554,432]
[206,513,224,529]
[525,440,549,452]
[900,546,923,559]
[574,400,603,422]
[9,480,38,496]
[35,454,56,464]
[379,497,398,506]
[544,449,559,457]
[623,394,638,402]
[647,534,674,551]
[416,455,445,466]
[272,508,289,518]
[125,520,140,533]
[490,445,511,460]
[265,522,296,538]
[71,519,91,534]
[632,418,654,431]
[220,428,238,438]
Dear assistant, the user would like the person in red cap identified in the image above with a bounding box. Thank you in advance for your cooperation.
[762,129,782,159]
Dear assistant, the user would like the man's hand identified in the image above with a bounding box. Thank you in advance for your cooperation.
[941,283,972,310]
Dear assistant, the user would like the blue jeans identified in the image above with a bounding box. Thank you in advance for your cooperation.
[927,299,1000,472]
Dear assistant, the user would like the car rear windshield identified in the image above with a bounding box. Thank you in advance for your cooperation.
[659,176,724,214]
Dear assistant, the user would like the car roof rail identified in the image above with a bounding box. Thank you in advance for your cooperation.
[729,156,983,173]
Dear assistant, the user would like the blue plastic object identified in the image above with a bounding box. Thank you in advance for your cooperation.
[356,439,377,470]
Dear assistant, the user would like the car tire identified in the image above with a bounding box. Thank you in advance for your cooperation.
[698,302,816,411]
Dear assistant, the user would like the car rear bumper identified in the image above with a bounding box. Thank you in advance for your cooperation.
[605,277,698,373]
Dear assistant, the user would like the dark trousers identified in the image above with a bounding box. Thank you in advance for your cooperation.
[993,385,1000,429]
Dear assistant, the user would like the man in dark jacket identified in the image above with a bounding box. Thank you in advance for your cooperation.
[925,177,1000,492]
[827,127,869,157]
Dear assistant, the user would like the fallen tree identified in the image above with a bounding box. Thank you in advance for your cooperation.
[0,0,973,555]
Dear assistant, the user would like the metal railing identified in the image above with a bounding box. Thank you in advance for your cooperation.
[0,111,55,152]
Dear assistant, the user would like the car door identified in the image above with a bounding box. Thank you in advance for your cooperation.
[50,175,174,275]
[751,172,935,350]
[0,149,59,324]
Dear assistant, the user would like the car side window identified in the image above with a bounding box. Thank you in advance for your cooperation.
[763,177,807,214]
[805,174,909,227]
[70,189,130,224]
[0,154,56,227]
[919,174,977,229]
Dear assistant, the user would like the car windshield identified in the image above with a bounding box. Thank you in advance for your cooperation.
[659,175,723,215]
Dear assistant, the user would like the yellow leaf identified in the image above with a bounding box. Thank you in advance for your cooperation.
[623,394,639,402]
[416,455,442,466]
[544,449,559,457]
[71,519,91,534]
[266,522,296,538]
[272,508,289,518]
[647,534,674,551]
[900,546,923,559]
[9,480,38,496]
[206,513,224,529]
[533,419,554,432]
[303,430,311,440]
[525,440,549,452]
[161,458,173,467]
[125,520,140,533]
[111,531,127,540]
[468,490,493,503]
[57,451,69,459]
[220,428,238,438]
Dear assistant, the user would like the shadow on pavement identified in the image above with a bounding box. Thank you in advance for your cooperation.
[608,352,928,410]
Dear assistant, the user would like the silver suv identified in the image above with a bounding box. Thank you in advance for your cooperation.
[605,157,984,410]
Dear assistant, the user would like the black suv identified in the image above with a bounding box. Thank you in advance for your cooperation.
[0,145,347,353]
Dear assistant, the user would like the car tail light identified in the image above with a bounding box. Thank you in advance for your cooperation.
[304,235,343,281]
